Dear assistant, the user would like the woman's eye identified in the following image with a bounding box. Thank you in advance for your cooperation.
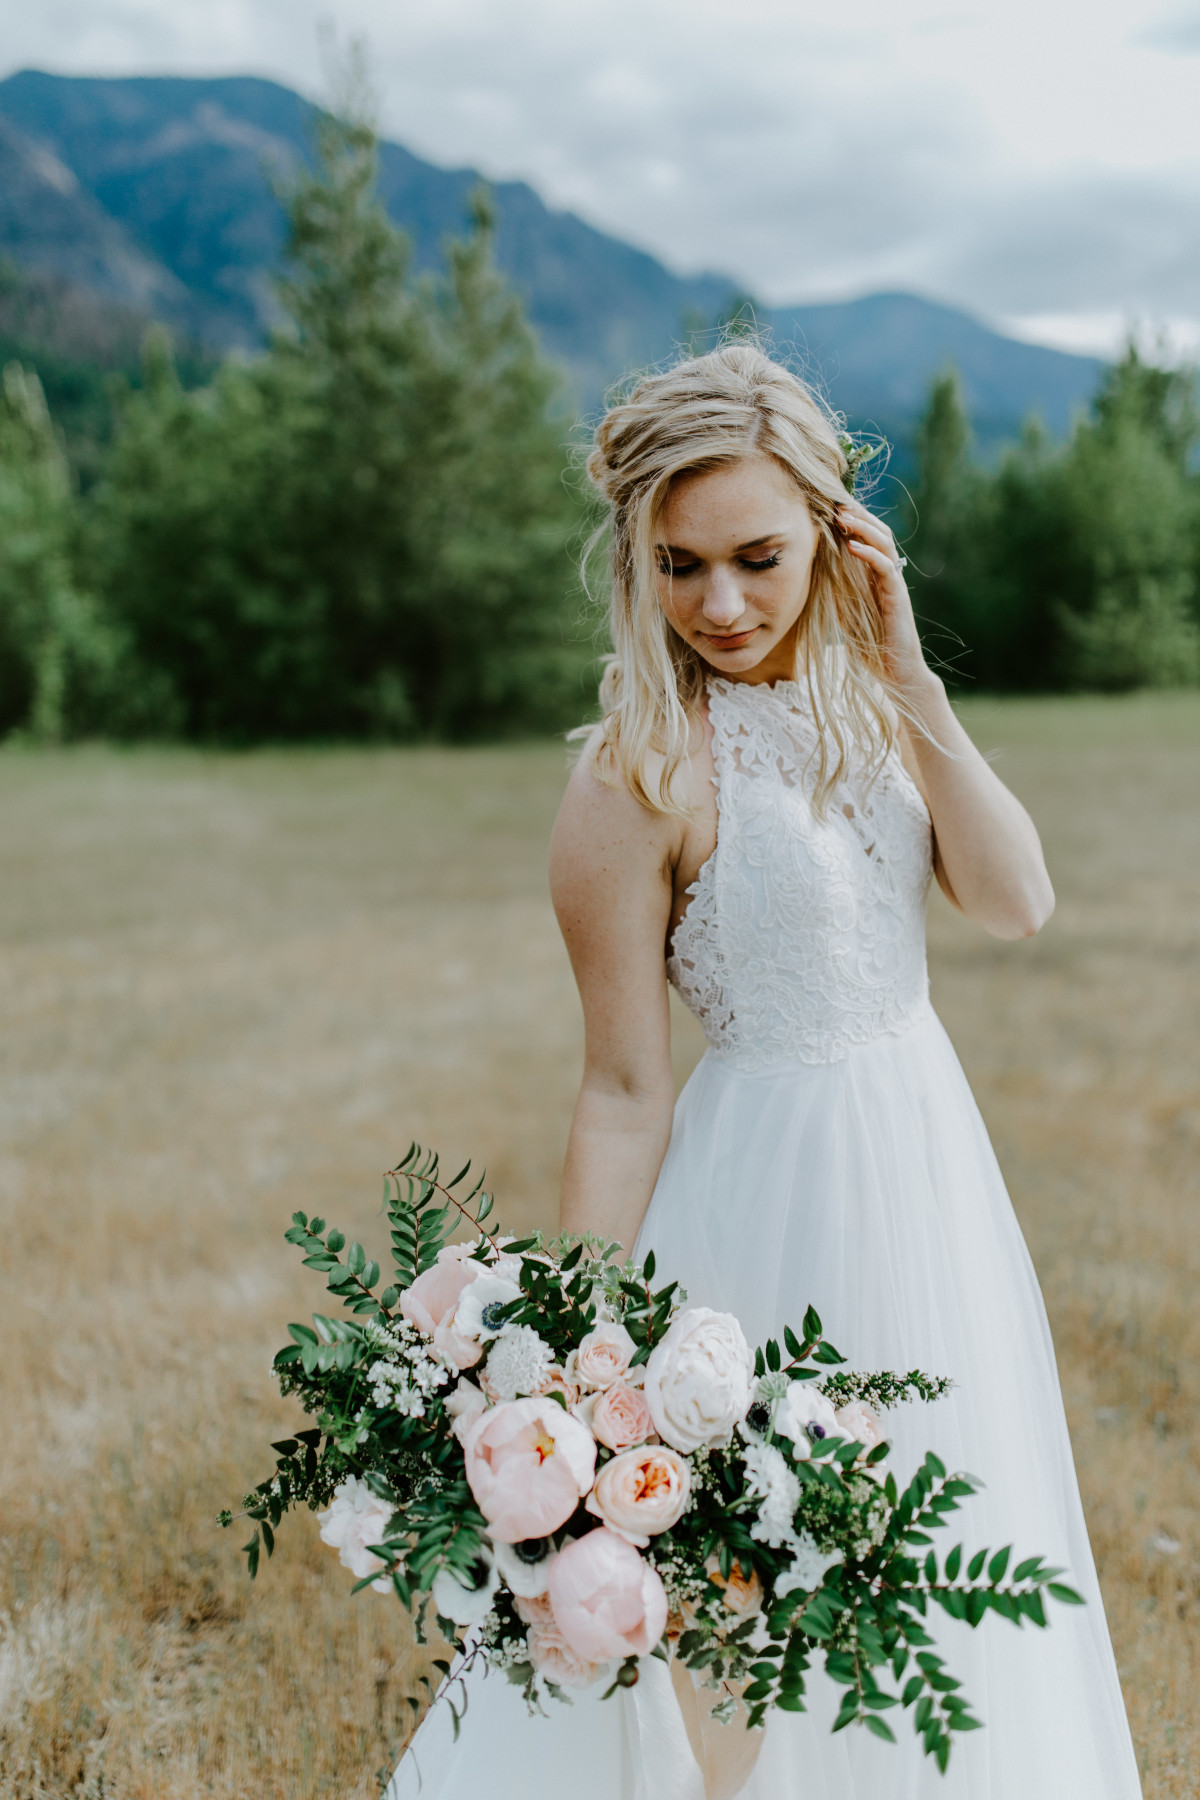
[742,554,781,571]
[660,559,700,578]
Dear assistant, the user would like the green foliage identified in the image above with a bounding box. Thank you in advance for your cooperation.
[83,105,591,743]
[0,362,171,740]
[903,346,1200,692]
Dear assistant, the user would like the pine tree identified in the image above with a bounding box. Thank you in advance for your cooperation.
[87,99,589,741]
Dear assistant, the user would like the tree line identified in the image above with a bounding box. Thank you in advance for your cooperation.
[0,103,1196,746]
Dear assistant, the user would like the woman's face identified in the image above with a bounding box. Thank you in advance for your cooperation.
[654,453,820,686]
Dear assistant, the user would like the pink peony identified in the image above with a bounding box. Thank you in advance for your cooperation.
[526,1620,611,1690]
[547,1527,668,1662]
[585,1445,690,1546]
[568,1322,638,1392]
[400,1245,484,1370]
[589,1383,655,1452]
[462,1396,596,1543]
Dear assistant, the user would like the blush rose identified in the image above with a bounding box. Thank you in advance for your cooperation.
[589,1383,655,1452]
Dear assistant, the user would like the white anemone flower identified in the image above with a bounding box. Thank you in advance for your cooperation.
[452,1272,524,1343]
[494,1536,555,1597]
[432,1543,499,1627]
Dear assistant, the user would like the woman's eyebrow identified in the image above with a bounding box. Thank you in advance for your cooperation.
[658,532,786,557]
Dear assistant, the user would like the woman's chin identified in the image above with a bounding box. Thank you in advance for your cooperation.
[697,638,788,681]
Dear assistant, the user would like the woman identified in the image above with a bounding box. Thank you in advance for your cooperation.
[388,344,1142,1797]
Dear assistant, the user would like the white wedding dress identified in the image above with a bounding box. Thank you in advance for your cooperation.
[387,676,1142,1799]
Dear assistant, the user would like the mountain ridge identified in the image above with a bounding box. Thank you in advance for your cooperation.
[0,68,1104,446]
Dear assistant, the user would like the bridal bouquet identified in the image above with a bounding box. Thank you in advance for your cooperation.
[223,1145,1082,1773]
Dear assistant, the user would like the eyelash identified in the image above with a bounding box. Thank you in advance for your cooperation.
[659,553,781,577]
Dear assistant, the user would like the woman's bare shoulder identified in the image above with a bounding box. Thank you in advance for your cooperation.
[552,733,679,881]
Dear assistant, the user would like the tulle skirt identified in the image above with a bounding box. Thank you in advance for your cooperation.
[386,1011,1142,1798]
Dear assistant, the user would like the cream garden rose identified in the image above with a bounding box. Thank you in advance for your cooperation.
[567,1322,638,1392]
[644,1307,756,1453]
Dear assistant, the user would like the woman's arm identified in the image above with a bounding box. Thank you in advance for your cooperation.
[549,749,681,1253]
[840,498,1055,941]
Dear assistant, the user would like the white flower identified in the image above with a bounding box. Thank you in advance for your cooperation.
[432,1543,499,1626]
[445,1375,488,1444]
[452,1272,524,1342]
[740,1441,801,1548]
[494,1535,554,1597]
[316,1476,395,1593]
[644,1308,756,1453]
[774,1381,840,1459]
[485,1326,554,1402]
[775,1530,844,1597]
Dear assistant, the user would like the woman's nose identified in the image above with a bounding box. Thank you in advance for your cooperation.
[702,566,746,628]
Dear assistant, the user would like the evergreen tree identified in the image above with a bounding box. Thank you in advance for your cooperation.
[1055,347,1200,688]
[902,373,988,684]
[0,362,157,738]
[86,101,589,742]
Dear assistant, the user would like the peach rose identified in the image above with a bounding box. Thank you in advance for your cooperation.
[568,1322,637,1392]
[547,1527,668,1662]
[590,1383,655,1452]
[585,1445,690,1546]
[704,1555,763,1618]
[400,1245,484,1370]
[462,1396,596,1543]
[526,1620,611,1690]
[835,1400,887,1458]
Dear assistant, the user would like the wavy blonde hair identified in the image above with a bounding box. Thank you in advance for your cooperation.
[583,340,896,815]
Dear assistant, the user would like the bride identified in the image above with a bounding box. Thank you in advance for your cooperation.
[387,344,1142,1797]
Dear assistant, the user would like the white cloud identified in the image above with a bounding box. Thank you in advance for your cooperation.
[3,0,1200,357]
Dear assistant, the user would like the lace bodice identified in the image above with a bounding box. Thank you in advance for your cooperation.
[668,677,934,1069]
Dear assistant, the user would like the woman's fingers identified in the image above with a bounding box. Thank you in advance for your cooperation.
[837,503,896,555]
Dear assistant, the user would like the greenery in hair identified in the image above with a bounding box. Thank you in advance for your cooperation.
[838,432,886,494]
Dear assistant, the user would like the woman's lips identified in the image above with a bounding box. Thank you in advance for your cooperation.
[702,628,758,649]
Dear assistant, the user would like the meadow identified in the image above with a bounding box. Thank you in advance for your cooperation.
[0,694,1196,1797]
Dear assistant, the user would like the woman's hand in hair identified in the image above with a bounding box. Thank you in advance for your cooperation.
[836,500,934,704]
[836,499,1055,940]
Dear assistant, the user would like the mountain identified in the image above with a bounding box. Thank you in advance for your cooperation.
[0,68,1104,447]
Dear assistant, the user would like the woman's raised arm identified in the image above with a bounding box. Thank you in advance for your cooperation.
[839,498,1056,942]
[549,751,681,1253]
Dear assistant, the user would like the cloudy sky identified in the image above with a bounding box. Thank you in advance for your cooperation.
[4,0,1200,356]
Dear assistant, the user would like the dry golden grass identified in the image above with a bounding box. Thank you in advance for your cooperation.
[0,693,1195,1796]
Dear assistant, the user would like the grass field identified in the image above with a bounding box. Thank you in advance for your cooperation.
[0,694,1197,1797]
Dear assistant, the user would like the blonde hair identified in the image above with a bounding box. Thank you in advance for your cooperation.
[582,340,896,815]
